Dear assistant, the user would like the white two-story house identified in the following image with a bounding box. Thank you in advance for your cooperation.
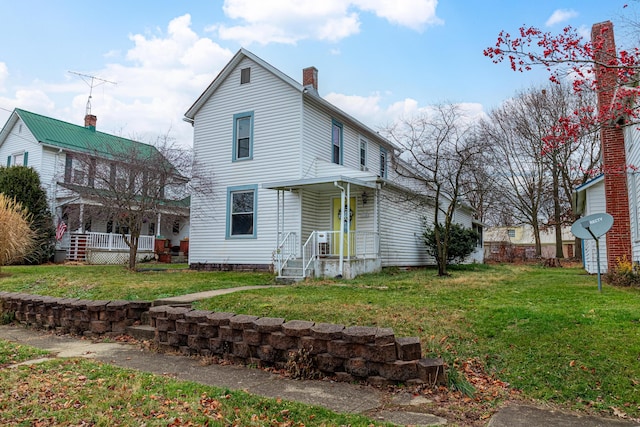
[0,109,190,264]
[184,49,480,280]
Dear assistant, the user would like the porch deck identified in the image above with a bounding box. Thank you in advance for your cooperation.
[276,230,380,281]
[63,232,156,264]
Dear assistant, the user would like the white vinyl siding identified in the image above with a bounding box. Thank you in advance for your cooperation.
[582,179,608,274]
[189,57,302,265]
[625,125,640,262]
[378,186,431,266]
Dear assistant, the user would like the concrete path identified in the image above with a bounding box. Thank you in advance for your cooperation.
[0,324,445,427]
[153,285,284,305]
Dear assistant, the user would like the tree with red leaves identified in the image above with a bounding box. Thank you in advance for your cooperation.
[484,18,640,157]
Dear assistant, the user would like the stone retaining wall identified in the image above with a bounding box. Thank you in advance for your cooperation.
[149,306,445,385]
[0,292,150,335]
[0,292,445,385]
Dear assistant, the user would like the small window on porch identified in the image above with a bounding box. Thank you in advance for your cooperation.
[332,120,343,165]
[379,147,388,178]
[359,137,367,171]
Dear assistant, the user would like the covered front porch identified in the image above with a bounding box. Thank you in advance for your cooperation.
[264,175,381,280]
[56,194,190,265]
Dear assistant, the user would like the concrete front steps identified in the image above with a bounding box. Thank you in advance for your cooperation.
[277,258,312,283]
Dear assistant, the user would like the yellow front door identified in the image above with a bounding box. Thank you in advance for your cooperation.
[332,197,356,256]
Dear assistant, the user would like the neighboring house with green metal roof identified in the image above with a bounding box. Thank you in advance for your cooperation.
[0,108,190,264]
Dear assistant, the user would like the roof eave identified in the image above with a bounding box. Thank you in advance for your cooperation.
[184,48,303,121]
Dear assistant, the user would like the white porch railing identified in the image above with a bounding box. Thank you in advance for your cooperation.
[86,232,155,252]
[301,230,380,278]
[276,232,298,277]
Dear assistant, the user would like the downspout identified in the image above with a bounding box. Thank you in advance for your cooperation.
[276,189,280,274]
[334,181,345,277]
[346,182,351,263]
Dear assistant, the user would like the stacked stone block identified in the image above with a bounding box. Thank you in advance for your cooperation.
[0,292,445,385]
[147,306,445,385]
[0,292,150,336]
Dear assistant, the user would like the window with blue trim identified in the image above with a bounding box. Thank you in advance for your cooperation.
[379,147,388,178]
[227,186,257,238]
[7,151,27,167]
[233,111,254,161]
[331,120,343,165]
[359,137,367,170]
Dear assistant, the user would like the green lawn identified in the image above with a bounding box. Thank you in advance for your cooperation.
[195,264,640,417]
[1,262,639,419]
[0,264,274,300]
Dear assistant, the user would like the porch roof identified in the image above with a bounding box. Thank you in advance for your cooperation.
[262,175,378,191]
[56,182,190,216]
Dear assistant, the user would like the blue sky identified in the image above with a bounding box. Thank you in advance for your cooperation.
[0,1,631,147]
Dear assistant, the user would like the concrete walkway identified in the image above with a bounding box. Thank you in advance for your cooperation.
[153,285,284,305]
[0,324,445,426]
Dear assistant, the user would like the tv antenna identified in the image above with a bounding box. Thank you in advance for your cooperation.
[68,71,117,116]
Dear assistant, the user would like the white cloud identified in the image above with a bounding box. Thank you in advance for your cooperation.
[577,25,590,41]
[325,91,483,131]
[546,9,579,27]
[216,0,441,45]
[1,14,233,148]
[0,62,8,92]
[353,0,442,30]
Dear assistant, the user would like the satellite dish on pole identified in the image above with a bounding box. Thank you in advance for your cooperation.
[570,213,613,239]
[571,212,614,292]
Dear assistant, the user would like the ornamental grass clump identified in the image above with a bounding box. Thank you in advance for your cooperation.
[604,256,640,287]
[0,194,34,270]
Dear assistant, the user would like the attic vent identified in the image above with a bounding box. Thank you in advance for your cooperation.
[240,67,251,84]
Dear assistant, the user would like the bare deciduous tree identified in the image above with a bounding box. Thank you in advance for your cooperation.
[62,135,210,270]
[383,103,488,276]
[482,82,600,259]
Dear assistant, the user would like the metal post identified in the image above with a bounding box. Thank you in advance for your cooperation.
[584,226,602,292]
[595,238,602,292]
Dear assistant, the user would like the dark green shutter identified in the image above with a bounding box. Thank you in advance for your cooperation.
[6,156,10,167]
[23,152,28,166]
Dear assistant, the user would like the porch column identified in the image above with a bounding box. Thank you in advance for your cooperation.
[276,189,280,247]
[156,213,161,236]
[337,183,345,277]
[376,184,381,256]
[346,182,351,262]
[79,203,85,233]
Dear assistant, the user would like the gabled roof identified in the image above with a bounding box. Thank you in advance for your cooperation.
[184,48,301,121]
[183,48,397,151]
[3,108,160,160]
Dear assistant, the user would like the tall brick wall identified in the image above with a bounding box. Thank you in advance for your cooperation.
[592,21,632,267]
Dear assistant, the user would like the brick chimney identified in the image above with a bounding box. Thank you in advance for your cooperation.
[592,20,632,267]
[303,66,318,93]
[84,114,97,131]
